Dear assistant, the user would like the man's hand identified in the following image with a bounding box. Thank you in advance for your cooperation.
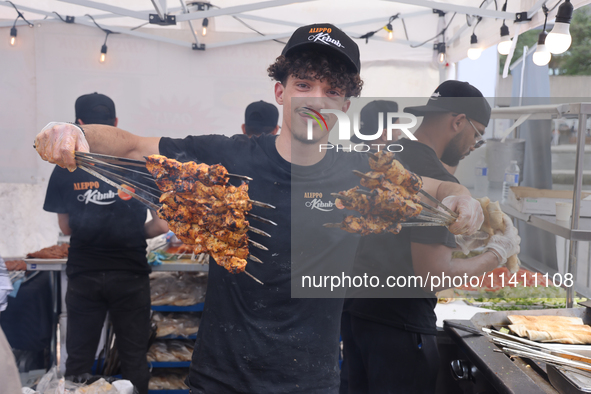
[485,215,521,265]
[442,195,484,235]
[455,230,490,255]
[35,122,89,171]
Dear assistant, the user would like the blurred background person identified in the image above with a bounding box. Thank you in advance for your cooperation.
[241,100,279,137]
[0,255,22,394]
[43,93,168,394]
[349,100,400,150]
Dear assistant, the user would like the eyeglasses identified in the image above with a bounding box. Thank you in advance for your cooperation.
[468,119,486,149]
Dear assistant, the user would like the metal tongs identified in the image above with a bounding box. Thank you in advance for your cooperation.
[74,151,276,284]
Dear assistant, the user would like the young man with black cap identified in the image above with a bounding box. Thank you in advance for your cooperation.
[341,81,520,394]
[43,93,168,394]
[241,100,280,137]
[35,27,485,393]
[349,100,400,148]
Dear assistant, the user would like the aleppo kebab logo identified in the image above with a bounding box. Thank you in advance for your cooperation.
[307,27,345,49]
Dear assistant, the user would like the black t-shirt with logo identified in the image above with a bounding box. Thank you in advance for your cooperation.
[159,134,369,394]
[43,166,149,277]
[347,139,459,335]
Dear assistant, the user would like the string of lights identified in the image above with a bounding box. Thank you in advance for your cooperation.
[85,14,120,64]
[6,0,33,46]
[3,1,575,65]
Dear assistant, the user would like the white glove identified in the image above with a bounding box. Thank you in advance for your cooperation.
[485,215,521,265]
[454,230,490,255]
[441,195,484,235]
[35,122,89,172]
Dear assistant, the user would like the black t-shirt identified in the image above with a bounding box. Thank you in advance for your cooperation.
[347,139,458,335]
[159,134,369,394]
[43,166,149,277]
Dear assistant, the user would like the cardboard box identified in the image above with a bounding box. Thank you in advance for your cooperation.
[507,186,591,217]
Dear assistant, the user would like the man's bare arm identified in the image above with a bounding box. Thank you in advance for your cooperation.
[84,125,160,161]
[145,210,170,239]
[411,242,499,292]
[57,213,71,235]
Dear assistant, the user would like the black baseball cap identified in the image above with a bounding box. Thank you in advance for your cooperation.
[245,101,279,128]
[404,80,491,126]
[282,23,360,73]
[75,92,116,125]
[351,100,399,144]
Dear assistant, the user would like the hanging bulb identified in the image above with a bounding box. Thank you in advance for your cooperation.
[99,44,107,63]
[467,33,482,60]
[10,27,16,46]
[436,43,446,65]
[385,23,393,41]
[546,0,573,54]
[202,18,209,36]
[533,32,552,66]
[497,23,511,55]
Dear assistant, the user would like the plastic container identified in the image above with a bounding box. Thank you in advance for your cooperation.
[501,161,520,203]
[555,201,573,221]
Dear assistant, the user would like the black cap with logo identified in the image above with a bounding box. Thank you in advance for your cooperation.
[75,92,116,125]
[351,100,399,143]
[245,100,279,128]
[404,80,491,126]
[282,23,360,73]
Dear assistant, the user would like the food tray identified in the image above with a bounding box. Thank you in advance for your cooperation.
[548,365,591,394]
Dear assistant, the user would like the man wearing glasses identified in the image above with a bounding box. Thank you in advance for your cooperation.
[340,81,519,393]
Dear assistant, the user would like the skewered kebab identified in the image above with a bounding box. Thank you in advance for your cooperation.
[327,151,454,234]
[145,155,263,280]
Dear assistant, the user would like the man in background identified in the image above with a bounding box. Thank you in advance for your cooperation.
[342,81,519,393]
[349,100,400,149]
[0,255,22,394]
[43,93,168,394]
[241,100,279,137]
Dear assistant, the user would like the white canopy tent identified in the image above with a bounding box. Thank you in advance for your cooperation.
[1,0,590,256]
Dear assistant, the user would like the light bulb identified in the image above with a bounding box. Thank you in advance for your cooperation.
[497,40,512,55]
[467,33,482,60]
[467,47,482,60]
[497,23,511,55]
[202,18,209,36]
[438,51,446,64]
[10,27,16,46]
[546,0,573,54]
[546,22,572,54]
[533,32,551,66]
[100,44,107,63]
[533,45,551,66]
[386,23,393,41]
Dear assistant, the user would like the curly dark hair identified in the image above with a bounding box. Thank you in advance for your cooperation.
[267,48,363,97]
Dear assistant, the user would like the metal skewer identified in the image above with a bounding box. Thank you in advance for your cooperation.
[76,159,163,198]
[244,270,264,285]
[249,255,264,264]
[249,200,276,209]
[77,164,160,211]
[246,212,277,226]
[248,239,269,251]
[418,189,459,218]
[418,201,456,223]
[247,226,271,238]
[76,151,148,167]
